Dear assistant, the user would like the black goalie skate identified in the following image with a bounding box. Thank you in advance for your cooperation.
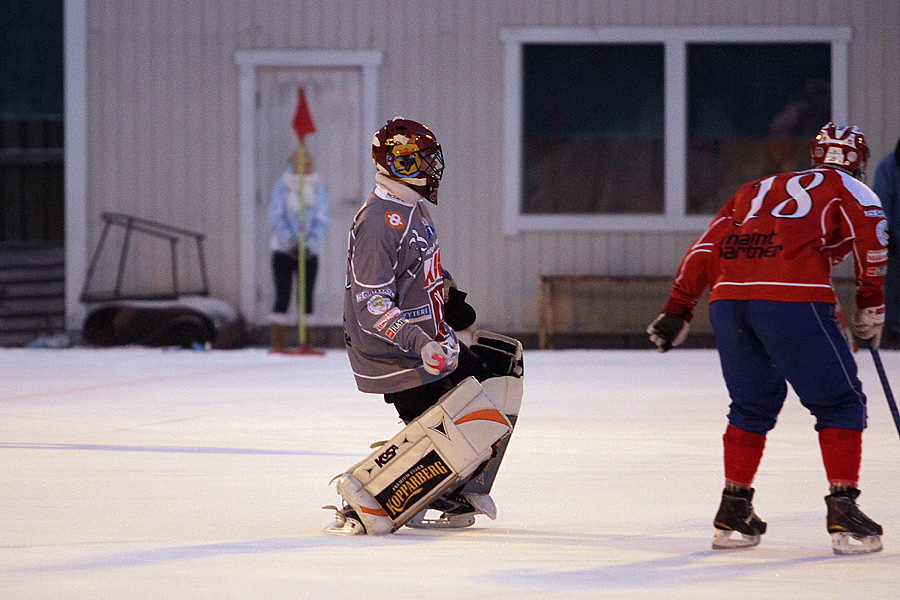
[712,487,767,549]
[825,487,883,555]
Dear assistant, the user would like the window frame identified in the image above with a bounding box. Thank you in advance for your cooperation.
[501,26,851,234]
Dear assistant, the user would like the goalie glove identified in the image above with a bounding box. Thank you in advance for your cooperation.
[442,270,477,330]
[647,312,690,353]
[853,305,885,348]
[421,339,460,375]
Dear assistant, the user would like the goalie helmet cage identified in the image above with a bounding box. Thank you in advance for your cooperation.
[80,212,210,302]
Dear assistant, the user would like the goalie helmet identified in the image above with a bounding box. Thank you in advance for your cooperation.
[372,117,444,204]
[810,122,870,180]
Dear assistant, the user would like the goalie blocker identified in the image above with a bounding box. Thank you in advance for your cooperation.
[333,375,512,535]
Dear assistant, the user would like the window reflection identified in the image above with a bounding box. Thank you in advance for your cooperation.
[522,44,665,214]
[687,43,831,214]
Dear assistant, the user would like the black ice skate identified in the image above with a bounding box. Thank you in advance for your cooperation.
[825,487,883,555]
[712,487,767,549]
[322,504,366,536]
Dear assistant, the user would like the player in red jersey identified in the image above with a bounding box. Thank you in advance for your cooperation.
[649,123,887,555]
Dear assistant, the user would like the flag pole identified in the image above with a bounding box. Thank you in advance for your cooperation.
[296,142,308,349]
[285,86,323,355]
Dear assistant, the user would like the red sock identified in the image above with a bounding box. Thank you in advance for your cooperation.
[723,424,766,488]
[818,427,862,488]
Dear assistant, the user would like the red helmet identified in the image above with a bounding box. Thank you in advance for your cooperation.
[810,122,870,180]
[372,117,444,204]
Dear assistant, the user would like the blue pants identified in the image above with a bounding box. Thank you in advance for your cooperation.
[709,300,867,434]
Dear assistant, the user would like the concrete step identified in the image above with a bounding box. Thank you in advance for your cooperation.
[0,264,65,284]
[0,245,65,346]
[0,279,65,298]
[0,246,64,268]
[0,313,65,333]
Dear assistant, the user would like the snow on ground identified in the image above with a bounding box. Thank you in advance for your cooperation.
[1,346,898,599]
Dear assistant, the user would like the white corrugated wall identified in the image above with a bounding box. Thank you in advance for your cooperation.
[79,0,900,336]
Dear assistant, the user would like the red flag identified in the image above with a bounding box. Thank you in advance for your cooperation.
[291,88,316,141]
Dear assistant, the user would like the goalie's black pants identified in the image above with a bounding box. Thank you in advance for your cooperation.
[385,343,493,423]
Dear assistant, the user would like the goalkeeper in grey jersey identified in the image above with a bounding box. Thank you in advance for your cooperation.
[330,117,523,534]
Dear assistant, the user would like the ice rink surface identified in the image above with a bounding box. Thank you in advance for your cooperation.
[2,346,899,599]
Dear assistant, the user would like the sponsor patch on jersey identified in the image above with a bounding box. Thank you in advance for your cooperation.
[867,249,889,263]
[386,318,407,339]
[367,294,390,315]
[385,211,406,230]
[375,450,453,519]
[356,288,393,303]
[374,307,402,331]
[864,209,886,218]
[408,230,429,252]
[718,232,783,260]
[402,305,431,322]
[867,266,888,277]
[877,220,889,247]
[424,223,435,239]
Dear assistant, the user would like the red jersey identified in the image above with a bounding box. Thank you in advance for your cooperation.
[664,167,888,318]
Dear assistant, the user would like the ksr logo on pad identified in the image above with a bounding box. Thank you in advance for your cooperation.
[375,444,398,467]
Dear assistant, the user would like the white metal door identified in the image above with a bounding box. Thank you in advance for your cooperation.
[255,67,364,327]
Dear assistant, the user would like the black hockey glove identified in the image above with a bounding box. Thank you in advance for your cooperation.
[442,271,477,331]
[445,286,477,330]
[647,312,690,353]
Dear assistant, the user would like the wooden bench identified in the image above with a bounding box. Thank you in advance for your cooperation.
[538,275,857,349]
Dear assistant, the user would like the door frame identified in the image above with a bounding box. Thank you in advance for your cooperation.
[64,0,89,330]
[234,49,383,324]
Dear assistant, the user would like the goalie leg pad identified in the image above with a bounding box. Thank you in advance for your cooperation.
[334,474,393,535]
[333,377,511,533]
[460,375,522,495]
[460,331,524,496]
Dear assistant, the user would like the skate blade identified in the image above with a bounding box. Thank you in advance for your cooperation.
[405,510,476,530]
[831,532,882,555]
[712,529,761,549]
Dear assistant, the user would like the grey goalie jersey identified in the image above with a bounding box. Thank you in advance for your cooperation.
[344,183,457,394]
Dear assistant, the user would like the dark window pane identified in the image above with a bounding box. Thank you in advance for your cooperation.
[522,44,665,214]
[0,0,65,244]
[0,0,64,117]
[686,43,831,214]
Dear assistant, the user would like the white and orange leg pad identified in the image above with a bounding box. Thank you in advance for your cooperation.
[461,331,524,496]
[332,376,511,534]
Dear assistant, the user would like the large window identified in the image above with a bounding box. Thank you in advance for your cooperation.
[502,27,850,233]
[523,44,664,215]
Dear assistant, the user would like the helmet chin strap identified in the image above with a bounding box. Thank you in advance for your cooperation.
[420,184,439,205]
[400,181,438,205]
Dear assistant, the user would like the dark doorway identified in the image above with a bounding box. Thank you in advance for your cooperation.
[1,0,64,247]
